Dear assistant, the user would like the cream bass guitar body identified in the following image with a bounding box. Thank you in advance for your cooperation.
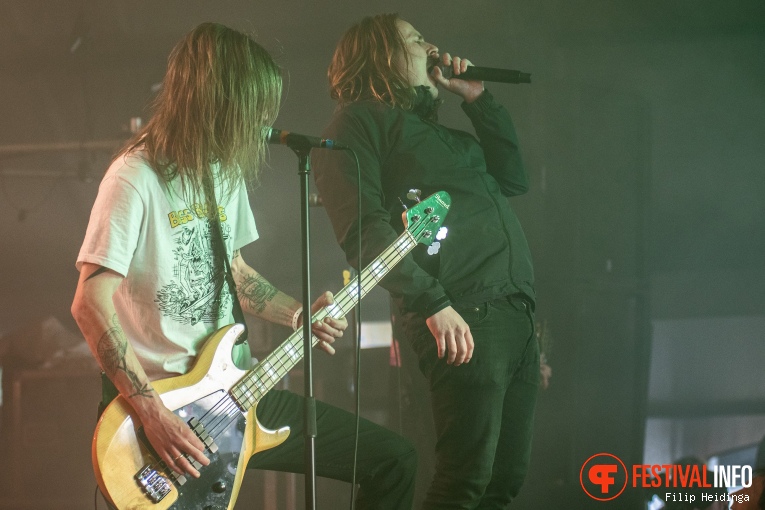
[92,191,451,509]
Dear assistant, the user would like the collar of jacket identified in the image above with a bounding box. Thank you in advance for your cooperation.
[411,86,442,121]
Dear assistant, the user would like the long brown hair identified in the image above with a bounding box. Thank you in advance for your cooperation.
[328,13,416,109]
[121,22,282,208]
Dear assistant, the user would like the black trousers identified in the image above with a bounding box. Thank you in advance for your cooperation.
[399,295,539,510]
[251,389,416,510]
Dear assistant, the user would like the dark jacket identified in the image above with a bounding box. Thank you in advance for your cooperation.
[313,89,534,318]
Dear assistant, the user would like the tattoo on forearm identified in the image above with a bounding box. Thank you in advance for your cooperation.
[237,273,279,314]
[96,314,153,399]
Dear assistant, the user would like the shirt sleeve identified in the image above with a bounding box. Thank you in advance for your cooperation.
[229,184,259,252]
[461,89,529,197]
[76,175,143,277]
[313,105,452,317]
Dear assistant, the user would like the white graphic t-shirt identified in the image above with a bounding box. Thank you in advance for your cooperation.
[77,150,258,380]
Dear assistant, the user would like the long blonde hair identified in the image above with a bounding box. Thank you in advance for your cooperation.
[122,22,282,208]
[328,14,417,110]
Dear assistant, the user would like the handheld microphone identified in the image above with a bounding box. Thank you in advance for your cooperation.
[266,127,348,151]
[439,65,531,84]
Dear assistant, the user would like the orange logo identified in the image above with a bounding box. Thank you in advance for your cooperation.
[580,453,628,501]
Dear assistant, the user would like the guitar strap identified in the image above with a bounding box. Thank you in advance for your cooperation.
[204,176,248,345]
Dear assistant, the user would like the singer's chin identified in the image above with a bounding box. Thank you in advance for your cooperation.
[422,79,438,97]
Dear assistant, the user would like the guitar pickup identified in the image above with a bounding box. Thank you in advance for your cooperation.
[188,417,219,454]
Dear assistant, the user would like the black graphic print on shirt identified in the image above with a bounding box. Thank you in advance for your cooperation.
[156,206,231,326]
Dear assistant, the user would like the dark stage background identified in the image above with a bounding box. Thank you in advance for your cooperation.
[0,1,764,509]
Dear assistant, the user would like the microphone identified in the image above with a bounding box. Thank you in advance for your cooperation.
[439,65,531,84]
[266,127,348,151]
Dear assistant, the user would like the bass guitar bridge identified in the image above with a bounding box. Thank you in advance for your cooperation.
[135,464,173,503]
[133,416,218,503]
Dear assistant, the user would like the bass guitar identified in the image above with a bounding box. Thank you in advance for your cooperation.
[92,191,451,509]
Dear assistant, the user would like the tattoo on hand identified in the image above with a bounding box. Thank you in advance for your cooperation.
[97,314,153,399]
[237,273,278,314]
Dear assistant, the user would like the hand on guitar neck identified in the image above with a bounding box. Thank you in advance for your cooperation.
[142,290,346,479]
[295,291,347,356]
[91,191,450,509]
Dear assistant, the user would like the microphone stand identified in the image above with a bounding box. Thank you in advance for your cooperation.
[288,142,318,510]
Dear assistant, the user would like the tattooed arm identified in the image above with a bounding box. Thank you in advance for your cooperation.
[231,249,299,325]
[96,315,152,398]
[71,262,209,477]
[231,250,347,354]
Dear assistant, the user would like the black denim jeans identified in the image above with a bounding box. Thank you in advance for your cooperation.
[404,295,539,509]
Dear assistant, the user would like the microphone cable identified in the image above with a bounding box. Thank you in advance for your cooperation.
[343,147,362,510]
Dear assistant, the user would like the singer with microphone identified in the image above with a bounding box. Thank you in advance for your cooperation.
[313,14,538,509]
